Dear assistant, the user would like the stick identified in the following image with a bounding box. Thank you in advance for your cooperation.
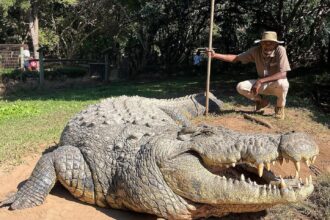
[243,113,273,129]
[205,0,215,116]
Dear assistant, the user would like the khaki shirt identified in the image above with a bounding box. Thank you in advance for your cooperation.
[236,45,291,78]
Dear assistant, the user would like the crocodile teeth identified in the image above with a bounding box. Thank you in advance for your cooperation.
[305,177,309,185]
[298,183,301,188]
[231,163,236,167]
[261,186,267,196]
[280,177,287,189]
[295,171,299,179]
[305,159,311,167]
[272,161,276,166]
[240,174,245,181]
[311,156,317,164]
[309,175,313,184]
[268,184,272,190]
[266,162,271,171]
[258,163,264,177]
[294,161,301,172]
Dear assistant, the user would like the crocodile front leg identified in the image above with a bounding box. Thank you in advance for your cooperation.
[1,145,101,210]
[0,152,56,209]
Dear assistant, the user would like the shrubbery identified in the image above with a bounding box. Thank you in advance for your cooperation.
[0,66,88,82]
[45,66,88,80]
[312,70,330,86]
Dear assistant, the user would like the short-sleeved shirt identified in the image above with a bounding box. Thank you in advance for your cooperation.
[23,49,30,61]
[236,45,291,78]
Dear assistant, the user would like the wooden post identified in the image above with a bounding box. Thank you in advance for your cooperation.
[205,0,215,116]
[19,46,24,81]
[38,48,45,87]
[20,46,24,69]
[104,54,109,82]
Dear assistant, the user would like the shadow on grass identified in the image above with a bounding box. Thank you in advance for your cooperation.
[2,76,208,102]
[2,72,329,127]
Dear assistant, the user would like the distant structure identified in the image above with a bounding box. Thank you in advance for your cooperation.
[0,44,24,68]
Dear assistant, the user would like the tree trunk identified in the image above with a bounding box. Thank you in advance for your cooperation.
[328,33,330,66]
[29,0,39,69]
[277,0,284,36]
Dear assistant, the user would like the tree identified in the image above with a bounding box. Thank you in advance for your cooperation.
[0,0,77,61]
[1,0,329,76]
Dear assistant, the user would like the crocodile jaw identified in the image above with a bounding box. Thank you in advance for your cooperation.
[160,153,314,211]
[157,128,318,214]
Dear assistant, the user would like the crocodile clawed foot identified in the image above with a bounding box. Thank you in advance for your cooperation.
[1,190,45,210]
[0,193,17,208]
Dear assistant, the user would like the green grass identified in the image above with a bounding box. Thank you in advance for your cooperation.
[0,100,90,166]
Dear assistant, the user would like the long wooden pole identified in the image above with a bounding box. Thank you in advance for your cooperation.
[205,0,215,116]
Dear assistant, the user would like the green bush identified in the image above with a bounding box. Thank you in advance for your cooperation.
[312,70,330,86]
[0,66,88,82]
[0,69,38,82]
[45,66,88,80]
[0,69,24,81]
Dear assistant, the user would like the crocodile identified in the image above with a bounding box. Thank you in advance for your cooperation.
[1,93,319,219]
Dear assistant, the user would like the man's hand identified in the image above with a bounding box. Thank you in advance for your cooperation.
[205,48,215,58]
[251,80,262,95]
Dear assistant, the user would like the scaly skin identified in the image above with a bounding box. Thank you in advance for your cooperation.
[0,93,318,219]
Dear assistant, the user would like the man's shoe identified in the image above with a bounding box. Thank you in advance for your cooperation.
[255,99,270,111]
[275,106,285,120]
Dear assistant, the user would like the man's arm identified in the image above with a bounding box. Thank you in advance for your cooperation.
[207,50,239,63]
[258,71,287,84]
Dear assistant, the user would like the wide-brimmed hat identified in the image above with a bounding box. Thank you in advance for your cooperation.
[254,31,284,44]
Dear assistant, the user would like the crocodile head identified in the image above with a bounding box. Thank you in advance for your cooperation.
[157,125,319,218]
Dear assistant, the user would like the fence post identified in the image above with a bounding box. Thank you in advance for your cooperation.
[37,47,45,87]
[104,54,109,82]
[19,46,24,81]
[20,46,24,69]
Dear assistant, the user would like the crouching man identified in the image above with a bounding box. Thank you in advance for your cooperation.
[207,31,290,119]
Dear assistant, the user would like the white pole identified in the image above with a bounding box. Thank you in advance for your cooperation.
[205,0,215,116]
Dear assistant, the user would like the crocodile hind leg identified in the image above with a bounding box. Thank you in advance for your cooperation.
[0,152,56,209]
[53,145,96,205]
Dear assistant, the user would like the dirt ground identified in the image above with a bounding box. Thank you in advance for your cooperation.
[0,106,329,220]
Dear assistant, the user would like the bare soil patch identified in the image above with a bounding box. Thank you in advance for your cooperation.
[0,105,329,220]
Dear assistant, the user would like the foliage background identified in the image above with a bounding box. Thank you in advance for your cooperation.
[0,0,329,78]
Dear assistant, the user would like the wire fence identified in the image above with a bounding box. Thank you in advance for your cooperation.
[0,44,23,68]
